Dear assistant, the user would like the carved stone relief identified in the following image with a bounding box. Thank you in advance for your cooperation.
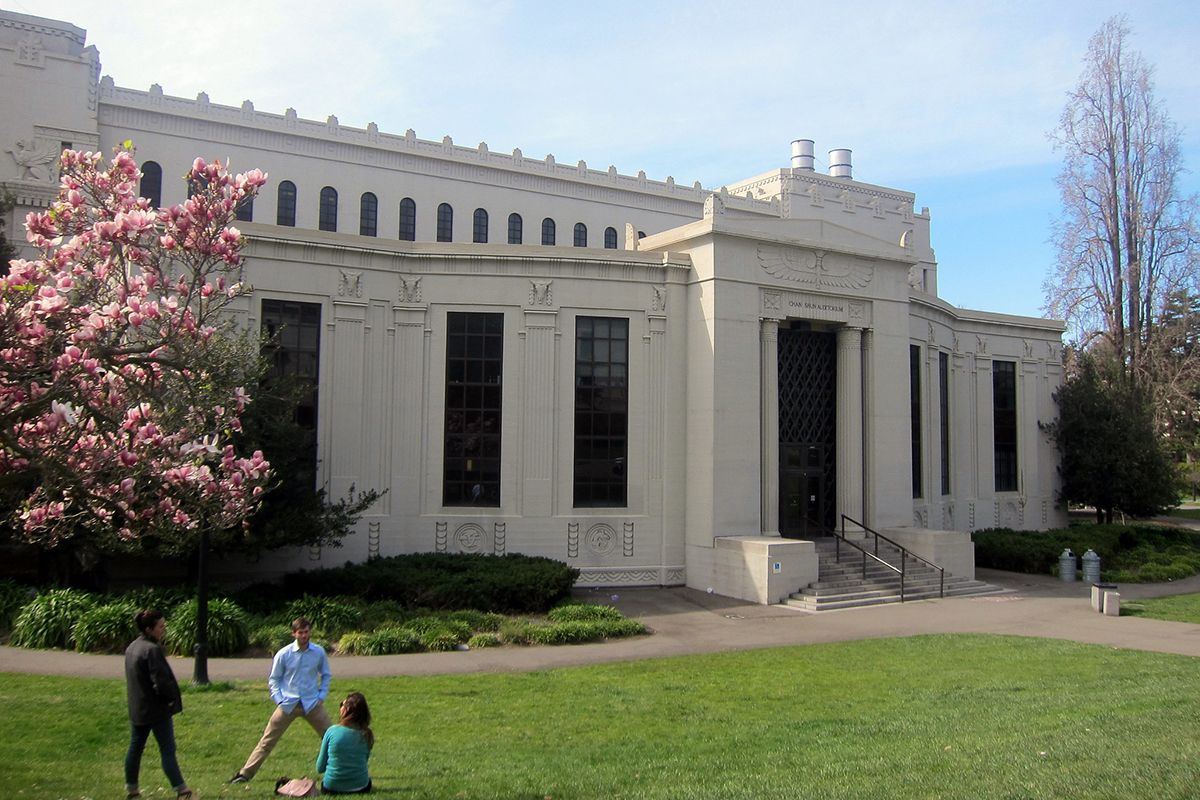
[976,335,988,354]
[586,524,617,556]
[16,33,45,67]
[622,522,635,557]
[398,275,422,304]
[7,138,57,181]
[567,522,580,558]
[758,245,872,290]
[528,280,553,306]
[493,522,506,556]
[454,523,487,553]
[338,270,363,298]
[651,286,667,312]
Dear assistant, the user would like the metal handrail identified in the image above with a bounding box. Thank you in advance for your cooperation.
[839,514,944,600]
[802,516,907,600]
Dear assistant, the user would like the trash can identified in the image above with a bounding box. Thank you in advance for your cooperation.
[1092,582,1118,612]
[1082,549,1101,583]
[1059,548,1076,582]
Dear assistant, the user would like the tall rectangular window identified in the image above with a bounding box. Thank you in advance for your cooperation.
[443,312,503,506]
[939,351,951,495]
[910,344,922,499]
[261,299,322,484]
[574,317,628,507]
[993,361,1018,492]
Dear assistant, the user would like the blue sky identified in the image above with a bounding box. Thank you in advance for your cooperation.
[17,0,1200,319]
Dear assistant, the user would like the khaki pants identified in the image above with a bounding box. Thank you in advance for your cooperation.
[239,700,331,778]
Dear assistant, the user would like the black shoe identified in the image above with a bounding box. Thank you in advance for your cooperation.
[228,772,249,784]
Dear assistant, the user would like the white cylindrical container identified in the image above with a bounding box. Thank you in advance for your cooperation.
[828,148,853,179]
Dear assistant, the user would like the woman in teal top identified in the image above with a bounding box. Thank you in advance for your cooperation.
[316,692,373,794]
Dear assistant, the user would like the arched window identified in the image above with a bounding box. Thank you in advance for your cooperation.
[359,192,378,237]
[573,222,587,248]
[319,186,338,232]
[235,195,254,222]
[473,208,489,243]
[507,213,523,244]
[437,203,454,242]
[398,198,416,241]
[541,217,556,246]
[604,226,618,249]
[277,180,297,227]
[140,161,162,208]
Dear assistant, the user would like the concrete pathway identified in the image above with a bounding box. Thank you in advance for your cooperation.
[3,569,1200,681]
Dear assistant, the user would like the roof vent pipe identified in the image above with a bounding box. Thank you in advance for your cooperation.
[828,149,852,179]
[790,139,815,171]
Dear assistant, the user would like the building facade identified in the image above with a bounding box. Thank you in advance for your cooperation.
[1,11,1067,603]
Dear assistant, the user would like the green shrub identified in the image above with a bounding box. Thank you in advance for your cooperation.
[466,632,501,649]
[525,618,646,645]
[165,598,249,657]
[361,626,422,655]
[973,523,1200,582]
[362,599,412,628]
[423,631,463,652]
[446,609,505,632]
[280,553,579,613]
[334,631,370,655]
[0,579,33,632]
[284,595,364,634]
[117,586,191,614]
[11,588,98,649]
[547,603,623,623]
[403,616,470,639]
[249,623,294,653]
[73,600,139,653]
[497,618,535,645]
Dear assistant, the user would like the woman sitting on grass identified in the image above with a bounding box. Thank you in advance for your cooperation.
[316,692,374,794]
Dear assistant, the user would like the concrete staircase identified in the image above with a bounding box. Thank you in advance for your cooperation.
[785,537,1006,612]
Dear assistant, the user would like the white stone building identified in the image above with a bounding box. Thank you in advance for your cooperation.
[1,11,1067,603]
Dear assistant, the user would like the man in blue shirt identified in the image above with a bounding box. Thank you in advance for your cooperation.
[229,617,332,784]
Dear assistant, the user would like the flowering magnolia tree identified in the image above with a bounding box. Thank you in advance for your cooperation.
[0,146,272,554]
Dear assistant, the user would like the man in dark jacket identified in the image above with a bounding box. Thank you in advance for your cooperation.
[124,609,192,800]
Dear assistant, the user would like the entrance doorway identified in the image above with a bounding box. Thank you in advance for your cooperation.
[778,327,836,537]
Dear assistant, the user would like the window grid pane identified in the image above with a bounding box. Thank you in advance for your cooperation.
[235,196,253,222]
[359,192,378,237]
[573,222,587,247]
[604,226,617,249]
[319,186,338,232]
[993,361,1018,492]
[437,203,454,242]
[473,208,488,243]
[940,351,951,495]
[398,198,416,241]
[261,299,321,484]
[140,161,163,208]
[444,312,503,506]
[541,218,555,246]
[574,316,628,507]
[910,344,922,499]
[508,213,523,244]
[277,180,297,227]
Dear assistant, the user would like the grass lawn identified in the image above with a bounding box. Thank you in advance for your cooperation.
[1121,592,1200,623]
[3,634,1199,800]
[1165,507,1200,521]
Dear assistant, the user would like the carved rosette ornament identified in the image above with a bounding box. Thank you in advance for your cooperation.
[454,523,487,553]
[585,524,617,555]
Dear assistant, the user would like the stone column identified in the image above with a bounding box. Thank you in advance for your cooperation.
[860,328,873,527]
[760,319,780,536]
[521,309,558,516]
[836,326,864,527]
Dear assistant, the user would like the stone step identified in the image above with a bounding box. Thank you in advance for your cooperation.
[785,581,1005,612]
[805,575,974,595]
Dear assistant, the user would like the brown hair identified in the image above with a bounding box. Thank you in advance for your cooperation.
[135,608,164,635]
[291,617,312,632]
[339,692,374,750]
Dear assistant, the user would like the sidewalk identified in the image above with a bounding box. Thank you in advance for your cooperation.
[3,569,1199,681]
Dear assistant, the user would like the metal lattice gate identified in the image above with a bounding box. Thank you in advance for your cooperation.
[778,329,837,536]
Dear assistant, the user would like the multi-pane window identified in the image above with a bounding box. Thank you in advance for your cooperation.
[443,312,503,506]
[319,186,338,232]
[574,317,629,507]
[359,192,377,237]
[541,217,555,246]
[398,198,416,241]
[140,161,162,208]
[507,213,523,244]
[261,299,322,484]
[993,361,1018,492]
[910,344,922,499]
[604,226,618,249]
[235,196,254,222]
[573,223,587,247]
[939,351,951,495]
[277,180,297,227]
[437,203,453,242]
[473,208,489,243]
